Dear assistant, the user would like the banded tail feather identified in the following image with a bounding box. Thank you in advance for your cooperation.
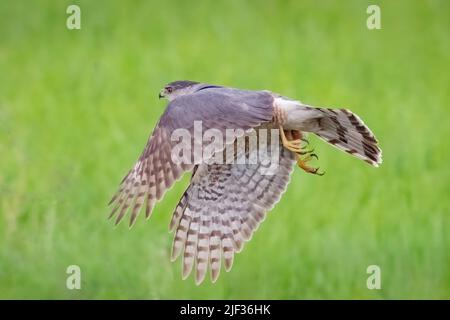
[313,108,382,167]
[275,97,382,167]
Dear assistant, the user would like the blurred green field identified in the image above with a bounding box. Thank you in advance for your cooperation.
[0,0,449,299]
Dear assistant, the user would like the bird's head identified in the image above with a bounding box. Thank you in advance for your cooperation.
[159,80,200,101]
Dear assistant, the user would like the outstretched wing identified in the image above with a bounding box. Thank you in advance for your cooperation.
[108,88,275,227]
[169,143,295,285]
[108,125,192,226]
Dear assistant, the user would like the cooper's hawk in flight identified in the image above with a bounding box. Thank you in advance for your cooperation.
[109,80,382,284]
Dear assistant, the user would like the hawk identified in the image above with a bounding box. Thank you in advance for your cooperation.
[109,80,382,284]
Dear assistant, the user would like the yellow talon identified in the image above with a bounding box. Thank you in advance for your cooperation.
[297,154,324,176]
[279,126,302,152]
[279,125,324,176]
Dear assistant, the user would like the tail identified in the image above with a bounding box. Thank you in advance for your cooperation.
[310,107,382,167]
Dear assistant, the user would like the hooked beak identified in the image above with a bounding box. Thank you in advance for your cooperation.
[158,92,163,99]
[158,89,165,99]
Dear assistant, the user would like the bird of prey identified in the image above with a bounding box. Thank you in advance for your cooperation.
[109,80,382,285]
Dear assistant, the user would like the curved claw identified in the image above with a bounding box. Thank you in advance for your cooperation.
[313,167,325,176]
[303,148,315,155]
[280,126,324,176]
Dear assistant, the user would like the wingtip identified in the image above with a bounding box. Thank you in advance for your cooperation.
[128,213,139,229]
[170,247,180,262]
[211,270,220,283]
[107,197,116,206]
[195,277,205,286]
[224,258,234,272]
[195,268,207,286]
[182,266,192,280]
[114,215,124,226]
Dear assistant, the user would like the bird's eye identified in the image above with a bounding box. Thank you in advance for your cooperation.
[166,87,173,93]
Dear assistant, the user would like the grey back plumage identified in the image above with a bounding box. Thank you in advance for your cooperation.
[160,87,274,131]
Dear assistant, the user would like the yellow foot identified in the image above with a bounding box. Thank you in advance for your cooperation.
[279,126,308,153]
[297,154,324,176]
[279,125,324,176]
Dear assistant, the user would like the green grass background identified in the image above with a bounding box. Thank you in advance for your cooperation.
[0,0,449,299]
